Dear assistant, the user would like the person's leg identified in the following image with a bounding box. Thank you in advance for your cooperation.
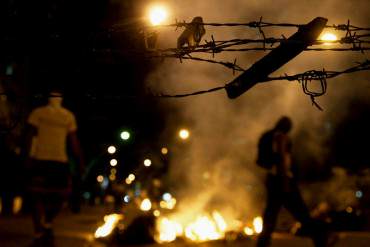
[44,193,63,226]
[30,193,45,236]
[257,176,283,247]
[284,180,328,247]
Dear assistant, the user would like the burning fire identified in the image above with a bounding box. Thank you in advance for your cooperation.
[253,216,263,234]
[95,214,123,238]
[157,218,183,242]
[156,211,263,243]
[94,211,263,243]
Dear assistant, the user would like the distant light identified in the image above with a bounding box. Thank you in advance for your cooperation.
[97,175,104,183]
[320,32,337,45]
[144,159,152,167]
[140,198,152,211]
[125,178,132,185]
[153,210,161,217]
[109,174,116,181]
[123,195,130,203]
[179,129,190,140]
[346,206,353,214]
[153,179,161,187]
[128,174,136,181]
[6,65,13,76]
[101,177,109,189]
[83,192,91,200]
[162,193,172,202]
[107,146,116,154]
[120,131,130,141]
[159,198,177,210]
[111,168,117,174]
[13,196,23,214]
[356,190,363,198]
[149,5,168,26]
[161,147,169,155]
[110,159,118,167]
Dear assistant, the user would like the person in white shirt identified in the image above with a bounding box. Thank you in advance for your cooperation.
[26,90,83,246]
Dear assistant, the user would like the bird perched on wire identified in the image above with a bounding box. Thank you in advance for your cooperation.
[177,16,206,49]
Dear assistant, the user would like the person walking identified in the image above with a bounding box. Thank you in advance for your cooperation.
[26,90,83,246]
[256,116,330,247]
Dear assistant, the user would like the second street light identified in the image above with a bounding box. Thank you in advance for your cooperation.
[179,129,190,140]
[120,131,130,141]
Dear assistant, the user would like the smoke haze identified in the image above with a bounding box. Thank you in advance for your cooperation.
[146,0,370,221]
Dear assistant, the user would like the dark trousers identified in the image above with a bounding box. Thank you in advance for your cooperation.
[257,175,328,247]
[28,160,71,233]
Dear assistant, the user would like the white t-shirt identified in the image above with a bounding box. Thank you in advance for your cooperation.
[28,105,77,163]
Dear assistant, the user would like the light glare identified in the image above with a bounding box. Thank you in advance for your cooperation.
[107,146,116,154]
[320,32,337,45]
[110,159,118,167]
[128,174,136,181]
[179,129,190,140]
[144,159,152,167]
[140,198,152,211]
[149,6,168,26]
[97,175,104,183]
[161,147,169,155]
[120,131,130,140]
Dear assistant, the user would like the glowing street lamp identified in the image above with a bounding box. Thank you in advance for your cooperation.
[148,5,168,26]
[161,147,168,155]
[144,159,152,167]
[97,175,104,183]
[120,131,130,141]
[320,32,337,45]
[110,159,118,167]
[107,146,116,154]
[128,174,135,182]
[179,129,190,140]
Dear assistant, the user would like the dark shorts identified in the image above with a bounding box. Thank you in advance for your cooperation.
[28,160,71,195]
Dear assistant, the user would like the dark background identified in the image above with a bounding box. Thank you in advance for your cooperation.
[0,0,369,195]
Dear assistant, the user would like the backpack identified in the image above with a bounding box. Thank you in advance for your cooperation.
[256,130,276,169]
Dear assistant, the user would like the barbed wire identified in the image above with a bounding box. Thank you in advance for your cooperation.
[153,60,370,110]
[146,32,370,55]
[141,18,370,32]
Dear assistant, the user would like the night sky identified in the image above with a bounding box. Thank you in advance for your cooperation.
[0,0,169,176]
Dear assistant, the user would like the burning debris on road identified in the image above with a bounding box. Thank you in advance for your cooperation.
[95,209,264,245]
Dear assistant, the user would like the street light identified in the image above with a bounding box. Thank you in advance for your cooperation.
[97,175,104,183]
[320,32,337,45]
[148,5,168,26]
[179,129,190,140]
[107,146,116,154]
[120,131,130,141]
[161,147,168,155]
[144,159,152,167]
[128,174,135,182]
[110,159,118,167]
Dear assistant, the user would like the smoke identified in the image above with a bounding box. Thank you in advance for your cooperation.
[302,167,367,211]
[146,0,370,221]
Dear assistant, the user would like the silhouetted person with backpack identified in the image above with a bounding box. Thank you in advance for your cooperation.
[256,116,331,247]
